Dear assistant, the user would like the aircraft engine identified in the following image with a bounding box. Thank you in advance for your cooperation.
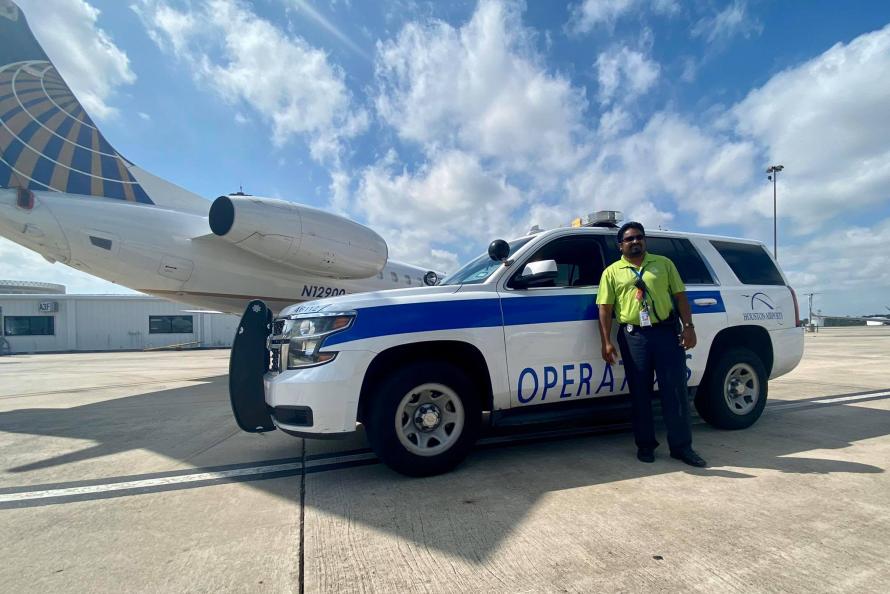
[209,195,388,279]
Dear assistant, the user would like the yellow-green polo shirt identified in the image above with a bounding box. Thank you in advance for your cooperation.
[596,252,685,325]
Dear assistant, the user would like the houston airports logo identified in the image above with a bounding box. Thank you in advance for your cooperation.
[742,292,784,324]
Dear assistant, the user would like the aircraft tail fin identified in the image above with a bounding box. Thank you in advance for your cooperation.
[0,1,207,212]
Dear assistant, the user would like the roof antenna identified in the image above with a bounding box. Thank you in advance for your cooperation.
[233,185,247,196]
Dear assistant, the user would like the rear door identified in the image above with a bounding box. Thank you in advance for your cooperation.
[603,234,728,388]
[707,240,796,333]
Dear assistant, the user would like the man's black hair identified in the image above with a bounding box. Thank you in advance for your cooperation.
[617,221,645,243]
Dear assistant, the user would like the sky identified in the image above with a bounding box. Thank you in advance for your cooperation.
[2,0,890,316]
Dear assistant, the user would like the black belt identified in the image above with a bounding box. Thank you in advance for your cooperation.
[620,313,677,332]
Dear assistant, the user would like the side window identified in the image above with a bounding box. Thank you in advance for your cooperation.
[149,315,194,334]
[645,237,714,285]
[390,272,398,282]
[509,236,605,289]
[404,275,411,285]
[4,316,55,336]
[711,241,784,285]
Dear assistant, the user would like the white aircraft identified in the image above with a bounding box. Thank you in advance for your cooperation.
[0,1,435,314]
[813,307,890,326]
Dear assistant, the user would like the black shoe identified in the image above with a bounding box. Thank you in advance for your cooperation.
[670,449,707,468]
[637,448,655,463]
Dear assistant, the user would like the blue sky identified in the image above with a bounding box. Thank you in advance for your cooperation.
[3,0,890,316]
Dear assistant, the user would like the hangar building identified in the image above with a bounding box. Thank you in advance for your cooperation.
[0,281,239,354]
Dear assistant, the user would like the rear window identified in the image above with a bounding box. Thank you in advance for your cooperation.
[710,241,784,285]
[644,237,714,285]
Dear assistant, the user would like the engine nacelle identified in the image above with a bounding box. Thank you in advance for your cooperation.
[209,195,388,279]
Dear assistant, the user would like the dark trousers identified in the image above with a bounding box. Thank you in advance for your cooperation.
[617,322,693,454]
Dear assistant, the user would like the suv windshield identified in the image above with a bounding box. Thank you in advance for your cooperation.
[440,237,534,285]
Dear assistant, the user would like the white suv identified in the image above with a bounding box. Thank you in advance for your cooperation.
[229,223,804,476]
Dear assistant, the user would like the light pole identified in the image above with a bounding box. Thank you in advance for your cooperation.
[803,292,819,331]
[766,164,784,259]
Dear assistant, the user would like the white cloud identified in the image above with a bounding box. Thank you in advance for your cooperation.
[691,1,762,45]
[732,24,890,230]
[680,56,698,82]
[598,106,632,138]
[595,45,660,105]
[569,0,678,33]
[571,23,890,241]
[287,0,370,58]
[327,169,351,215]
[0,238,137,294]
[566,113,759,228]
[374,0,588,175]
[569,0,636,33]
[355,150,524,271]
[779,217,890,314]
[651,0,679,16]
[17,0,135,120]
[135,0,367,162]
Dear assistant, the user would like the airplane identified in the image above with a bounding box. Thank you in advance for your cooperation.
[0,1,436,314]
[812,307,890,326]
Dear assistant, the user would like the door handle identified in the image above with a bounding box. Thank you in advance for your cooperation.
[693,298,718,306]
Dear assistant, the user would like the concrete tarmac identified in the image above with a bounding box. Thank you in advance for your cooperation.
[1,328,889,592]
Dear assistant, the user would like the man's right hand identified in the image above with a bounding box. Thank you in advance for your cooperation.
[602,342,618,364]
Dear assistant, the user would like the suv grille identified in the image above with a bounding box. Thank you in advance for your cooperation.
[268,318,288,372]
[272,319,286,335]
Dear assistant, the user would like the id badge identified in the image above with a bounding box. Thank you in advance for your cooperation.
[639,308,652,327]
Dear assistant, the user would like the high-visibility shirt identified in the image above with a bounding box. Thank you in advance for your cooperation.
[596,252,685,325]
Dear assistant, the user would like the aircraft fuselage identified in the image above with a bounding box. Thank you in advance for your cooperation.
[0,189,427,313]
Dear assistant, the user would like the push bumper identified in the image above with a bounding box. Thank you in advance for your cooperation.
[264,349,377,436]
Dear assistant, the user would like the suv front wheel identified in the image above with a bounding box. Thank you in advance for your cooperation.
[695,347,768,430]
[365,361,482,477]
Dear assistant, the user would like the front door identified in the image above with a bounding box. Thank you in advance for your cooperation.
[500,234,625,408]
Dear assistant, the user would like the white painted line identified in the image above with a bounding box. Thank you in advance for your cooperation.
[813,391,890,404]
[0,461,303,504]
[0,452,380,504]
[4,392,889,505]
[769,390,890,410]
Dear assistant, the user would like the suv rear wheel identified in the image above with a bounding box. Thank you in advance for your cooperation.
[365,361,481,477]
[695,347,768,430]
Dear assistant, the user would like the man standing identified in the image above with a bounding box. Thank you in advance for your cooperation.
[596,222,707,467]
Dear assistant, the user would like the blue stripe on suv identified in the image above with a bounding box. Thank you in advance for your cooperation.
[324,290,725,347]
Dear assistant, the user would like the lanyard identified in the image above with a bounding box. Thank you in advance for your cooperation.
[630,265,661,322]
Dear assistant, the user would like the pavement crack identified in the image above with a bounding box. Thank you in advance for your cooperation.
[299,439,306,594]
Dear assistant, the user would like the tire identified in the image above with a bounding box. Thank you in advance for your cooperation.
[364,361,482,477]
[695,347,768,430]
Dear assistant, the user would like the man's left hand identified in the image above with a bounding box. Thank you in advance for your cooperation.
[680,327,697,350]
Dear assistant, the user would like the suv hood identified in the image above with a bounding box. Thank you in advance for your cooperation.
[278,285,463,317]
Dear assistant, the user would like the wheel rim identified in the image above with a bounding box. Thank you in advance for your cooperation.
[395,382,465,457]
[723,363,760,415]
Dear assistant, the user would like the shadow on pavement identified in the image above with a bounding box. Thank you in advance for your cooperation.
[0,376,302,474]
[303,401,887,562]
[0,378,887,560]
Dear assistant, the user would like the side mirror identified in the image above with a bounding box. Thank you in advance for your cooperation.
[514,259,558,288]
[423,271,439,286]
[488,239,510,262]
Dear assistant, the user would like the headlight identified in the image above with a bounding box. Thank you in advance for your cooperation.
[280,312,355,369]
